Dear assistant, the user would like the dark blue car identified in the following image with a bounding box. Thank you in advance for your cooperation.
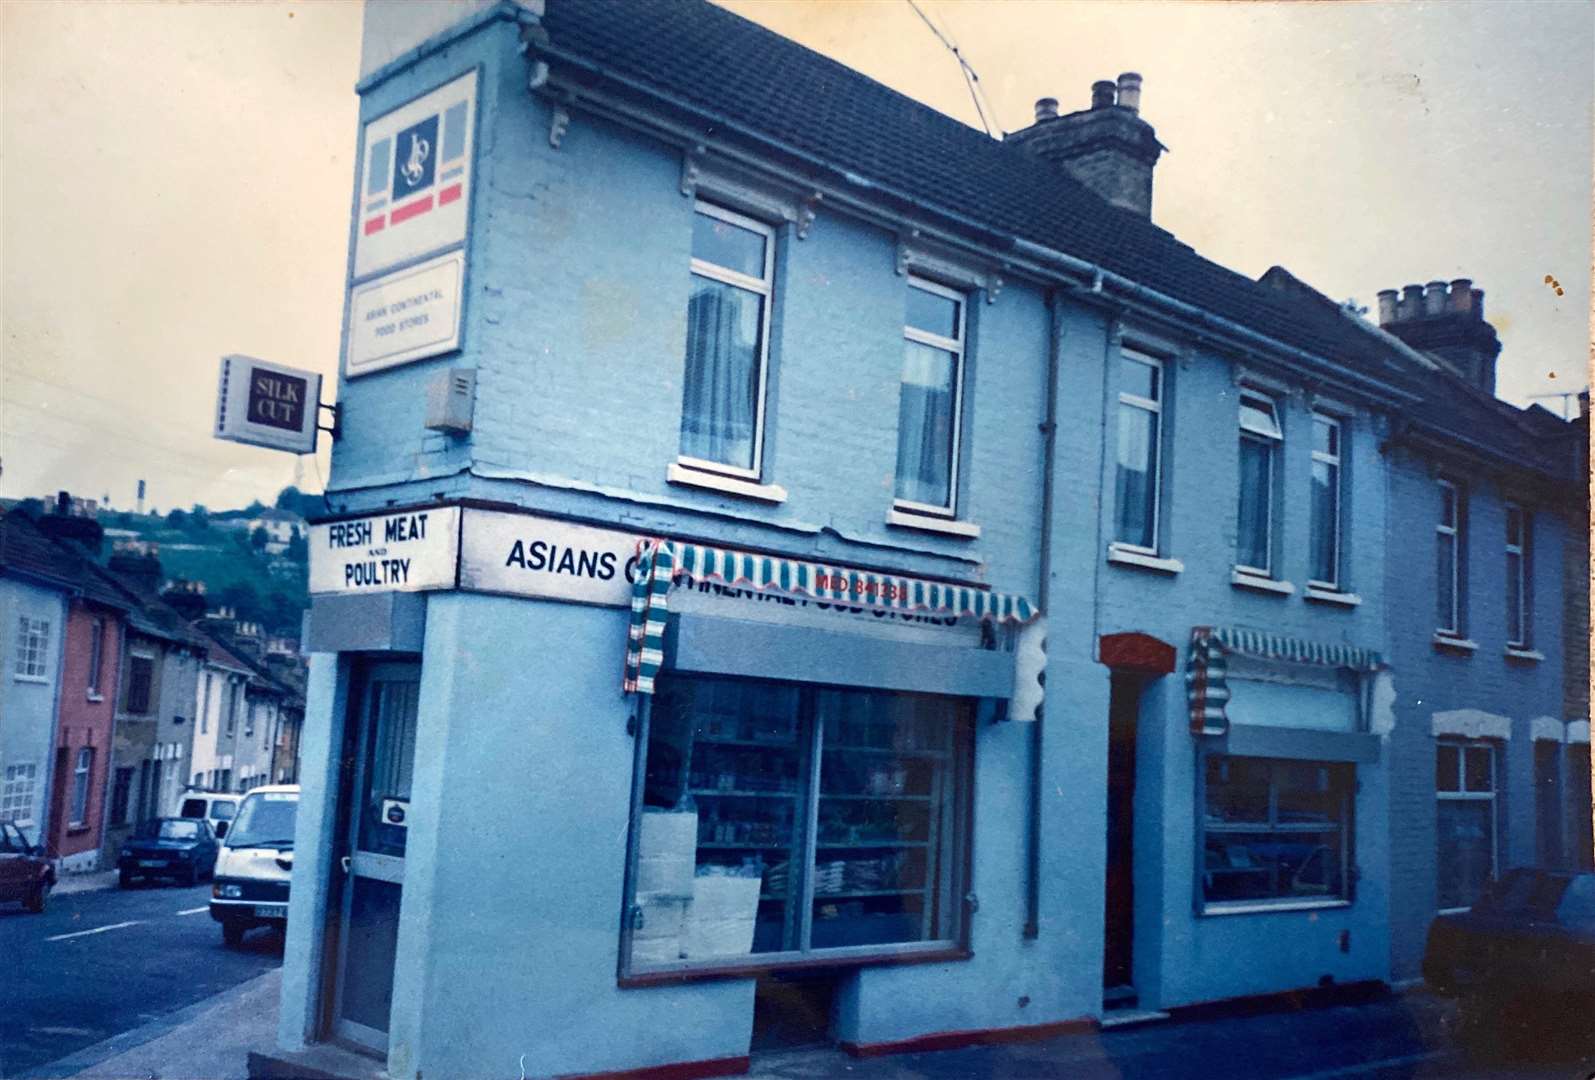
[117,817,219,887]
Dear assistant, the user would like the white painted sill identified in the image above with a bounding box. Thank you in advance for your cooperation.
[1304,587,1363,608]
[666,463,787,504]
[86,692,104,702]
[1230,569,1295,596]
[1202,898,1351,917]
[1504,647,1545,662]
[13,674,48,684]
[1432,634,1479,653]
[1106,544,1184,575]
[885,508,981,539]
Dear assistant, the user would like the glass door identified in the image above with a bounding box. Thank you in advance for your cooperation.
[331,663,420,1053]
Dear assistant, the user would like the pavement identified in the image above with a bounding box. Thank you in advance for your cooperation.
[51,870,122,898]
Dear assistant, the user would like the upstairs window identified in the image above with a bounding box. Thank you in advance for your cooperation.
[1309,415,1343,588]
[1505,504,1530,647]
[1236,392,1282,576]
[1114,351,1163,551]
[125,654,155,715]
[1436,481,1464,636]
[894,278,966,515]
[86,618,106,696]
[14,616,50,680]
[679,203,775,479]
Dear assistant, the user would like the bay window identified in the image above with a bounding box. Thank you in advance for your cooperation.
[1309,414,1343,588]
[678,203,774,479]
[1436,739,1497,910]
[1114,351,1163,551]
[894,278,965,515]
[1201,755,1353,911]
[1236,392,1281,576]
[626,673,972,975]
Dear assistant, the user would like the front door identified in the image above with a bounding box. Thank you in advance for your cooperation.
[330,662,421,1053]
[1103,674,1139,997]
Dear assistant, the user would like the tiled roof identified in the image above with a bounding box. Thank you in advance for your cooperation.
[537,0,1574,482]
[0,512,133,611]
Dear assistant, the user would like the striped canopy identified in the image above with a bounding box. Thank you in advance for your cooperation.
[1185,625,1383,736]
[623,539,1039,695]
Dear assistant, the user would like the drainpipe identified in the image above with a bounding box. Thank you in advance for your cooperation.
[1025,289,1065,939]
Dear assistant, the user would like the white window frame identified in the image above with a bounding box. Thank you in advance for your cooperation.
[86,618,106,697]
[893,275,968,518]
[70,747,92,827]
[1436,738,1498,913]
[1437,480,1462,636]
[1114,350,1164,554]
[1236,390,1282,578]
[224,680,237,735]
[14,615,50,681]
[677,201,776,483]
[1505,503,1529,648]
[1,763,39,826]
[1309,413,1343,590]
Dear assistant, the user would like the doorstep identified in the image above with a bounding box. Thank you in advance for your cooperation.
[247,1043,388,1080]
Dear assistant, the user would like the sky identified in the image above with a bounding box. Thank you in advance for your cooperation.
[2,0,1590,514]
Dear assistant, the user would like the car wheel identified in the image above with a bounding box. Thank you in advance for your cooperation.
[182,865,197,887]
[118,869,135,889]
[1456,993,1503,1062]
[23,881,48,913]
[222,919,248,947]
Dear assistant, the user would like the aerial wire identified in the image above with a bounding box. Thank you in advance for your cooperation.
[905,0,1001,138]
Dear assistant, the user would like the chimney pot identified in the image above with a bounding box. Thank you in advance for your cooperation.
[1116,72,1143,114]
[1470,288,1485,318]
[1400,284,1424,321]
[1449,279,1473,314]
[1376,289,1399,325]
[1034,97,1059,122]
[1424,280,1449,316]
[1091,80,1117,110]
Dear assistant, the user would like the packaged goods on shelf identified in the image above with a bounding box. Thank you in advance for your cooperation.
[638,809,697,898]
[633,892,689,963]
[683,867,760,958]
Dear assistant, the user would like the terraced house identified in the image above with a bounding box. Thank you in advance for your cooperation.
[268,3,1589,1078]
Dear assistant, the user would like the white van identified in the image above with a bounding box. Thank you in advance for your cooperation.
[210,784,298,947]
[176,790,244,840]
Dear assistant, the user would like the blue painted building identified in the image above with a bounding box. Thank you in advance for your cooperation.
[0,515,72,839]
[269,3,1586,1078]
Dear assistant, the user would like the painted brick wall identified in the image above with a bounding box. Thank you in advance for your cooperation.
[0,579,69,833]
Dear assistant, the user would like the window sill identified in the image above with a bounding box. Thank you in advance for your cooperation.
[666,463,787,504]
[13,674,48,684]
[1432,634,1479,653]
[1230,570,1295,596]
[885,509,981,539]
[620,944,970,987]
[1304,587,1363,608]
[66,825,90,835]
[1201,898,1351,917]
[1504,647,1545,663]
[1436,906,1472,917]
[1106,545,1184,575]
[86,692,104,702]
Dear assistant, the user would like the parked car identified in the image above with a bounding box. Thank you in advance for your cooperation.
[1423,867,1595,1055]
[176,790,243,839]
[117,818,220,887]
[0,821,54,912]
[211,784,298,947]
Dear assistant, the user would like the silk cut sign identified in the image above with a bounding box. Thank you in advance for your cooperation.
[353,71,477,280]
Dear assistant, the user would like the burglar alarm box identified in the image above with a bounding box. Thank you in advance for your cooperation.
[426,367,476,433]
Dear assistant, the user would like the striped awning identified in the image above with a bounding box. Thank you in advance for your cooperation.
[1186,626,1383,736]
[623,539,1039,695]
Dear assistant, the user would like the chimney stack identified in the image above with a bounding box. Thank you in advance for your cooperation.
[1006,73,1165,218]
[1377,277,1502,396]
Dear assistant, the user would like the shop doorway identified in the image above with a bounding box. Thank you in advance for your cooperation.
[751,973,835,1052]
[328,662,420,1054]
[1103,674,1139,1005]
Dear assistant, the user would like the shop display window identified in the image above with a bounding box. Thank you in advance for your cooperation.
[1201,755,1354,911]
[626,673,972,976]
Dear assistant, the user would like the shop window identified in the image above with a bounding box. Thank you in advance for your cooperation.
[14,615,50,680]
[1200,755,1353,911]
[1236,392,1282,576]
[678,203,775,480]
[1309,414,1343,588]
[894,277,966,516]
[1437,739,1497,910]
[627,673,972,976]
[1,763,38,825]
[1113,351,1163,552]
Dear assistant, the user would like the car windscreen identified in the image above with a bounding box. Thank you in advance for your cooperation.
[226,792,297,848]
[210,801,237,821]
[138,819,203,840]
[179,798,207,818]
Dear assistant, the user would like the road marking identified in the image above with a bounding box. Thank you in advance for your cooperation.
[46,920,141,942]
[1278,1050,1453,1080]
[177,906,208,915]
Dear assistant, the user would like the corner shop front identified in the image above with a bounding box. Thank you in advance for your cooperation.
[281,501,1042,1078]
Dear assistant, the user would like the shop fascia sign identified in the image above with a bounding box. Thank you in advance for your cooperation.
[214,355,333,455]
[310,505,984,638]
